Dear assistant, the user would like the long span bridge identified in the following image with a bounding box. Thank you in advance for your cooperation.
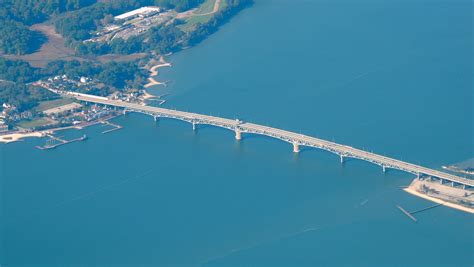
[70,93,473,189]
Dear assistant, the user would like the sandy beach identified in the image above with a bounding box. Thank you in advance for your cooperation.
[141,90,157,100]
[144,78,165,87]
[0,132,46,143]
[404,187,474,214]
[144,55,171,88]
[0,114,122,144]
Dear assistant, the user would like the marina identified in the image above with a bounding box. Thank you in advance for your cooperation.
[100,120,123,134]
[35,134,87,150]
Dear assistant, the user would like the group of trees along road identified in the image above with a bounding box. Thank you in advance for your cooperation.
[0,0,252,112]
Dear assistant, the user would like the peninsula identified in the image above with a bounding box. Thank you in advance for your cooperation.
[0,0,253,136]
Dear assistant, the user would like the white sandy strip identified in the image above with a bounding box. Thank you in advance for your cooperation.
[404,188,474,214]
[0,132,45,143]
[141,90,157,99]
[149,63,171,76]
[144,77,165,88]
[144,56,171,88]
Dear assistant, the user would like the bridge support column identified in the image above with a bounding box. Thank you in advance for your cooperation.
[382,165,386,173]
[154,116,159,122]
[192,122,196,131]
[293,142,300,153]
[123,109,128,115]
[340,155,344,164]
[235,130,242,140]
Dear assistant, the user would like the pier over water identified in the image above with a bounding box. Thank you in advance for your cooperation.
[69,93,474,189]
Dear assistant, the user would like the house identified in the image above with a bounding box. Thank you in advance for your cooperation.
[0,120,8,133]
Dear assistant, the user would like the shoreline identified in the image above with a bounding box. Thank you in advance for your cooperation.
[442,165,474,176]
[144,55,171,88]
[0,114,121,144]
[140,90,157,100]
[404,187,474,214]
[0,131,46,143]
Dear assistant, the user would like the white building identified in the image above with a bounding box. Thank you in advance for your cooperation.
[0,120,8,132]
[114,7,161,20]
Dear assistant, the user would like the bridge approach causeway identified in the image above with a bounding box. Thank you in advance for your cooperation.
[71,93,474,189]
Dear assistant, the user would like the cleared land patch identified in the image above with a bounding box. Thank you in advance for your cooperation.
[179,0,227,32]
[35,98,74,112]
[3,23,147,67]
[42,102,82,115]
[4,23,82,67]
[17,117,56,129]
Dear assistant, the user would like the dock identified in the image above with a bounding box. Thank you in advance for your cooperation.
[36,134,87,150]
[410,203,444,215]
[397,202,445,223]
[100,120,123,134]
[397,205,418,222]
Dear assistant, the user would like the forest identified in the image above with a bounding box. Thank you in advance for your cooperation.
[0,0,252,111]
[0,0,96,55]
[72,0,253,55]
[0,58,147,111]
[54,0,204,44]
[0,83,57,112]
[0,0,204,55]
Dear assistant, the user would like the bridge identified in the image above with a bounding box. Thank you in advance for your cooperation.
[69,92,473,189]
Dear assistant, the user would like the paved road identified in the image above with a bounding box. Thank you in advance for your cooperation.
[71,93,474,188]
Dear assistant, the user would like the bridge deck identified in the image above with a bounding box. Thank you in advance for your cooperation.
[71,93,474,188]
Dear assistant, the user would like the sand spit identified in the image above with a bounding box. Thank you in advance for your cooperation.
[0,132,46,143]
[144,55,171,88]
[404,188,474,214]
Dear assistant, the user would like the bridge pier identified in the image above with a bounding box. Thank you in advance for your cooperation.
[293,142,300,153]
[62,93,474,191]
[154,116,159,122]
[235,130,242,140]
[192,122,197,131]
[340,155,344,164]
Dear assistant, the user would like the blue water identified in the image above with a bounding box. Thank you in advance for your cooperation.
[1,0,473,266]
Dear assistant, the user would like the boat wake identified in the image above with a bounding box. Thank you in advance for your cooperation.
[200,226,321,265]
[5,169,154,226]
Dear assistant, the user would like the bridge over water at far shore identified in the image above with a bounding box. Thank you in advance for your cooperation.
[65,92,474,190]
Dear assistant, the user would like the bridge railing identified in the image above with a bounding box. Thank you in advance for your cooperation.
[72,94,474,188]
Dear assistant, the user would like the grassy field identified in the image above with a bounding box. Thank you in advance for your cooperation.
[35,98,74,112]
[179,0,228,32]
[3,23,83,68]
[194,0,219,15]
[3,23,148,67]
[17,117,56,129]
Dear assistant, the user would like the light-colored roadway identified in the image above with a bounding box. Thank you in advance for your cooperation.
[72,93,474,188]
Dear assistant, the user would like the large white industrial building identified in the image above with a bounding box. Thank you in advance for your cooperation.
[114,6,161,20]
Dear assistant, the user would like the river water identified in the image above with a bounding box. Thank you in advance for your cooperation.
[1,0,473,266]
